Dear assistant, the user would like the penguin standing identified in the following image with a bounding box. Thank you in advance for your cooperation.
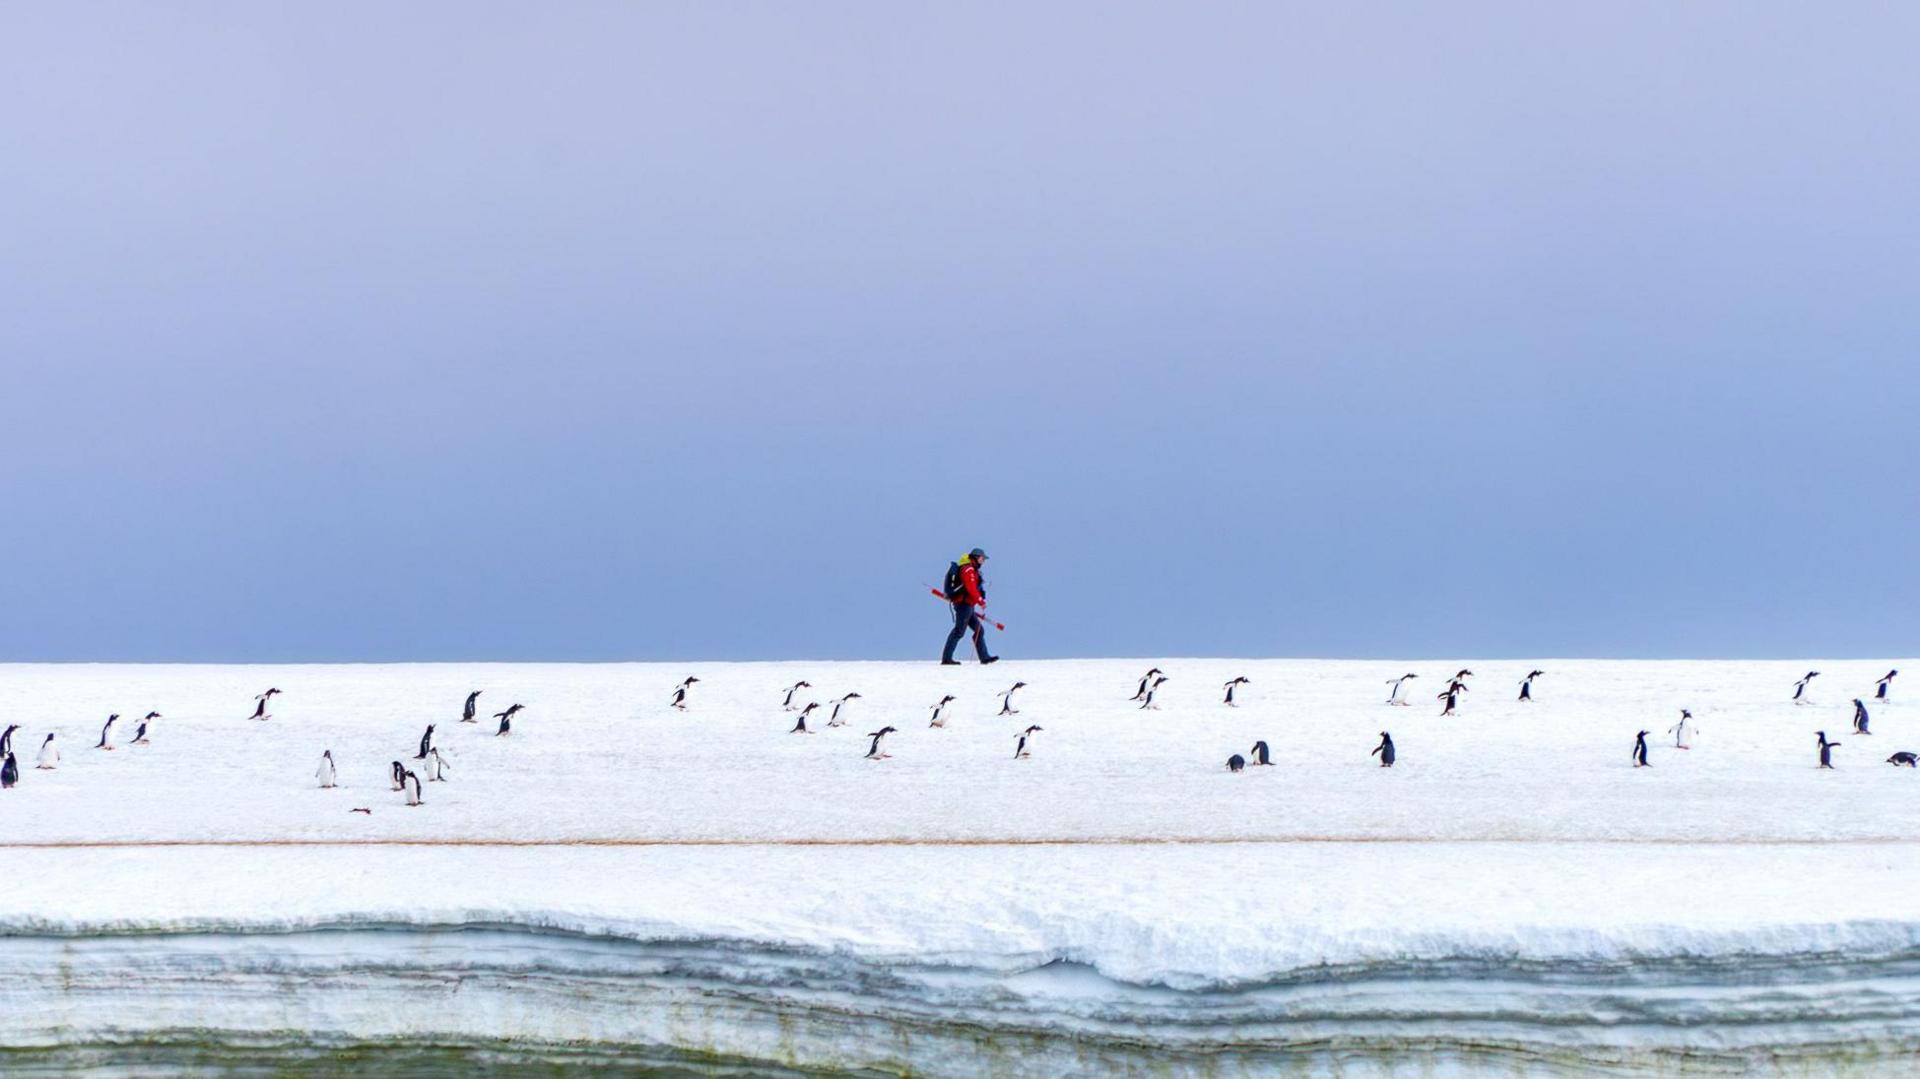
[1227,754,1246,773]
[1223,677,1250,707]
[999,682,1027,716]
[95,714,118,751]
[36,733,58,770]
[1015,725,1042,759]
[1886,751,1918,767]
[1372,731,1395,767]
[928,695,956,728]
[425,748,450,782]
[1631,730,1651,768]
[131,712,158,745]
[1438,679,1467,717]
[251,688,280,721]
[390,761,406,791]
[1139,676,1169,710]
[1853,699,1872,736]
[827,692,862,728]
[1386,673,1418,706]
[1669,710,1694,749]
[416,724,435,760]
[402,768,423,806]
[494,704,523,736]
[782,682,812,711]
[316,751,337,789]
[1792,671,1820,704]
[1519,670,1544,702]
[1878,670,1899,701]
[462,690,483,723]
[0,725,16,756]
[1817,731,1838,769]
[1249,739,1272,766]
[1,753,16,789]
[670,677,699,711]
[789,702,819,734]
[1131,668,1164,702]
[864,726,897,760]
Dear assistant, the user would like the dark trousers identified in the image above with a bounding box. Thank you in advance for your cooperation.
[943,603,990,662]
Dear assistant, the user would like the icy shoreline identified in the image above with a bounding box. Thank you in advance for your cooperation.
[8,844,1920,1075]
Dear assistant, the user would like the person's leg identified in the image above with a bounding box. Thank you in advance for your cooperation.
[942,604,969,662]
[971,612,991,661]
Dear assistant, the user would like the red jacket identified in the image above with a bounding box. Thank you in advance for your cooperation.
[957,562,985,607]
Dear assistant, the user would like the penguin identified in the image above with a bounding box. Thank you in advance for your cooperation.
[257,688,282,702]
[789,702,819,734]
[782,682,812,710]
[1454,669,1475,681]
[494,704,523,736]
[828,692,862,728]
[462,690,483,723]
[670,677,699,711]
[929,695,956,728]
[1853,699,1872,736]
[1792,671,1820,704]
[0,724,16,756]
[1015,725,1042,759]
[1878,670,1899,701]
[1131,668,1164,701]
[251,688,280,721]
[316,750,337,789]
[1139,676,1169,710]
[416,724,436,760]
[131,712,157,745]
[1227,753,1246,773]
[1519,670,1544,702]
[1438,680,1466,717]
[1886,751,1918,767]
[1,753,16,789]
[425,747,450,782]
[1372,731,1395,767]
[999,682,1027,717]
[864,726,897,760]
[1817,731,1838,769]
[1632,730,1651,768]
[390,761,406,791]
[1249,740,1272,766]
[95,714,118,751]
[1669,709,1694,750]
[35,733,58,770]
[1223,677,1250,707]
[1386,673,1418,706]
[350,807,372,815]
[402,768,423,806]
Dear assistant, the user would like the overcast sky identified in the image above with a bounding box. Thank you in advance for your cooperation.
[2,2,1915,661]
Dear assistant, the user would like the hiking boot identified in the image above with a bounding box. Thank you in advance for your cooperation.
[940,659,961,666]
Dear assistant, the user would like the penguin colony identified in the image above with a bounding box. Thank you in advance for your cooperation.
[0,667,1907,805]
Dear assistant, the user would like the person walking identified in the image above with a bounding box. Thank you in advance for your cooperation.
[941,548,998,665]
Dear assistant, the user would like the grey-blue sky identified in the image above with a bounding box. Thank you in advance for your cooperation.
[1,3,1914,661]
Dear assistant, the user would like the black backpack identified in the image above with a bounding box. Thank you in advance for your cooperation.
[942,562,965,601]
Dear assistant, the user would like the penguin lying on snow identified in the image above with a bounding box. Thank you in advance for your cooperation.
[1886,751,1918,767]
[1227,754,1245,773]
